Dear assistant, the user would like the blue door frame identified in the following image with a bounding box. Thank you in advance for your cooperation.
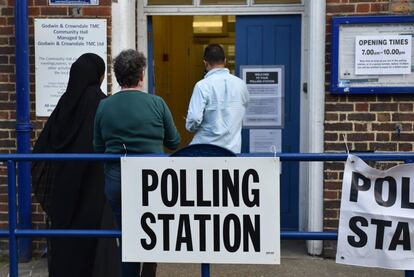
[236,15,301,230]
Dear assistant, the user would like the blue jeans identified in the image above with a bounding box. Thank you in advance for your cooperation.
[105,163,141,277]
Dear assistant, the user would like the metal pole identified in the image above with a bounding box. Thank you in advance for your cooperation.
[405,271,414,277]
[7,160,18,277]
[201,263,210,277]
[15,0,32,261]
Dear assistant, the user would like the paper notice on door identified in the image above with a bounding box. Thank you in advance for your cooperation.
[249,129,282,153]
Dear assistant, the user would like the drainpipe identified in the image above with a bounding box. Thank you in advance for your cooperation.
[15,0,32,261]
[307,0,326,255]
[111,0,136,94]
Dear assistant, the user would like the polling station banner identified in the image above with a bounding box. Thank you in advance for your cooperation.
[121,157,280,264]
[337,154,414,270]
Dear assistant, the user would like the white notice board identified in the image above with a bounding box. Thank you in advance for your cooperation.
[121,157,280,265]
[34,19,107,116]
[331,16,414,94]
[241,65,284,128]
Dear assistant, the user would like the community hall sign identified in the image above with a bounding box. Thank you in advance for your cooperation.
[121,157,280,264]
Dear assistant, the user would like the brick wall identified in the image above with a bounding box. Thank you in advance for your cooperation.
[324,0,414,257]
[0,0,112,255]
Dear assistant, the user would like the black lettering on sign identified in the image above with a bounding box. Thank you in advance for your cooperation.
[197,169,211,206]
[347,216,368,248]
[194,214,211,251]
[141,212,156,250]
[350,172,370,202]
[180,170,195,207]
[176,214,193,251]
[214,214,220,251]
[158,214,174,251]
[161,169,179,207]
[371,219,392,249]
[142,169,158,206]
[243,214,260,252]
[213,169,220,207]
[401,177,414,209]
[389,222,411,251]
[374,177,397,207]
[242,169,260,207]
[223,214,241,252]
[222,170,240,207]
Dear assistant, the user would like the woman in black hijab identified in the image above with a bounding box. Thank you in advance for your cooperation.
[32,53,119,277]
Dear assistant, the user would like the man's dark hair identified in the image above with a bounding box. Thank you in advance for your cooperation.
[113,49,147,87]
[203,44,225,65]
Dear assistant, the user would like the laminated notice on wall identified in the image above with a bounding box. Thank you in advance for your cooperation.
[241,66,284,128]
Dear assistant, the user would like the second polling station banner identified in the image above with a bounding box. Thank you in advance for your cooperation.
[121,157,280,264]
[337,155,414,270]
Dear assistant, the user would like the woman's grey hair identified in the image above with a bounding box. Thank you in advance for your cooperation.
[113,49,147,87]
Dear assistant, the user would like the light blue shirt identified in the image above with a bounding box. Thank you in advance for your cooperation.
[186,68,249,153]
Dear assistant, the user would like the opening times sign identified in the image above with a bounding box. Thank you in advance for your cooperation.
[355,35,412,75]
[34,18,107,116]
[121,157,280,264]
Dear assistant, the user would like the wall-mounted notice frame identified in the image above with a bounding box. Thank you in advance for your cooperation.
[331,16,414,94]
[241,65,284,128]
[49,0,99,5]
[35,18,107,116]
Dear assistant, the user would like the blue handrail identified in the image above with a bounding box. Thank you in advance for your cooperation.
[3,153,414,277]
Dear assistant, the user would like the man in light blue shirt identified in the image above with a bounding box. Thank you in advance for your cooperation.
[186,44,249,153]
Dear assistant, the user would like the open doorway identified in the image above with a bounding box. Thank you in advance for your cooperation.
[151,15,236,148]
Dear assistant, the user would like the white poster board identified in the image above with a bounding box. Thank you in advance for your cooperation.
[121,157,280,264]
[337,155,414,270]
[34,18,107,116]
[355,35,411,75]
[249,129,282,153]
[241,66,284,128]
[338,22,414,88]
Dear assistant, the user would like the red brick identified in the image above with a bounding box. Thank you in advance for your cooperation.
[399,143,413,151]
[392,113,414,121]
[357,3,370,12]
[325,103,354,112]
[41,7,68,16]
[347,133,374,141]
[370,103,398,112]
[327,4,355,13]
[377,113,391,122]
[355,103,368,112]
[369,143,397,151]
[325,122,353,131]
[354,123,367,132]
[82,7,111,17]
[347,113,375,121]
[399,103,413,112]
[324,190,338,199]
[376,133,390,141]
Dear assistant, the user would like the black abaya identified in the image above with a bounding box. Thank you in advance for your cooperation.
[32,53,120,277]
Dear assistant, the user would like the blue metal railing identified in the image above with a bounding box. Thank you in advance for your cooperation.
[2,153,414,277]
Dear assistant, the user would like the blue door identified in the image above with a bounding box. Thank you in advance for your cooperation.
[236,15,301,230]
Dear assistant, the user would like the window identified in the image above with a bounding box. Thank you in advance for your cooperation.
[147,0,193,5]
[254,0,301,3]
[200,0,246,5]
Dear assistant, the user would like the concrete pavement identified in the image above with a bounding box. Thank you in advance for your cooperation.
[0,241,404,277]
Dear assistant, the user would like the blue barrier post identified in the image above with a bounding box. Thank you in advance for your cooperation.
[15,0,32,261]
[201,263,210,277]
[404,160,414,277]
[7,160,18,277]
